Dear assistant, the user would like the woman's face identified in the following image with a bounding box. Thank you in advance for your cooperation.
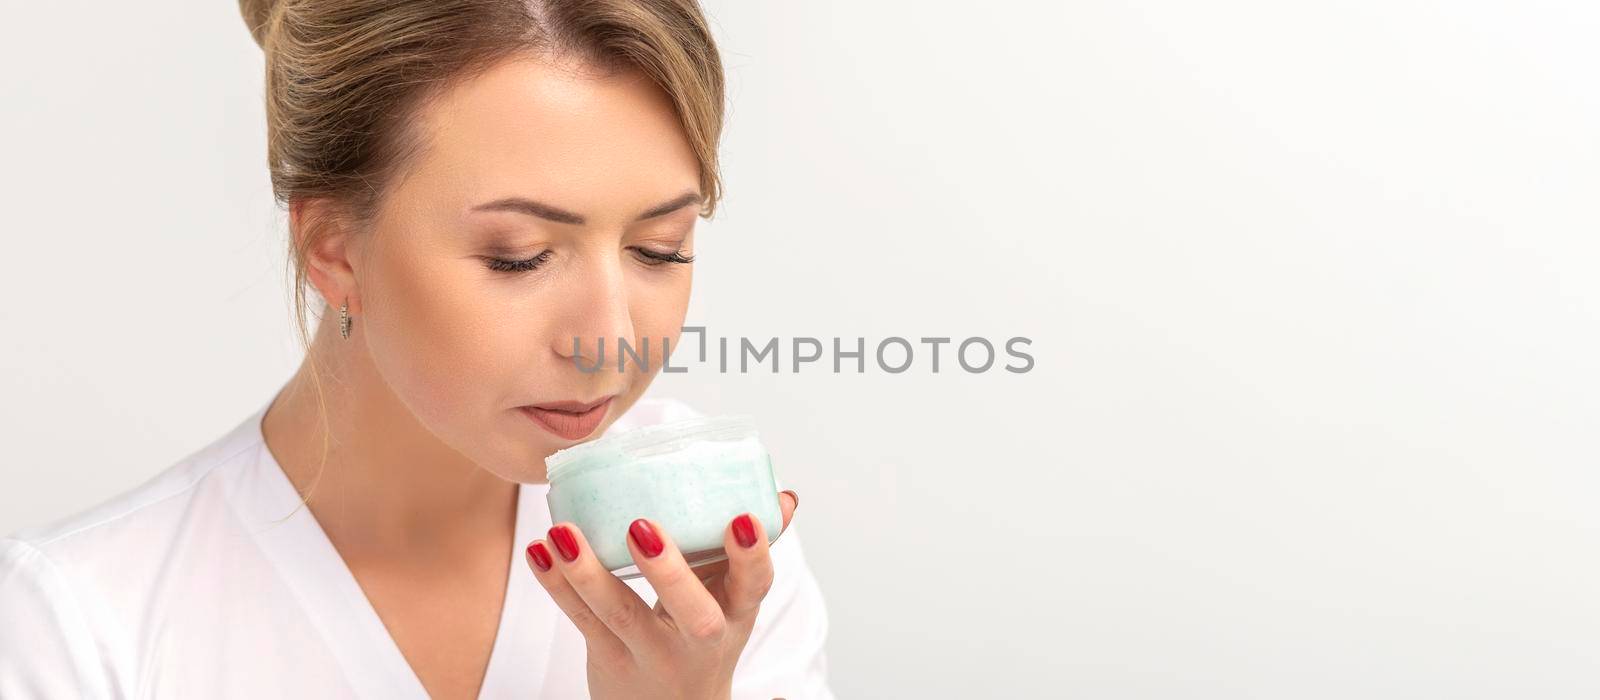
[345,55,700,483]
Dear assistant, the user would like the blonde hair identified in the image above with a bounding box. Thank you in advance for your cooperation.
[236,0,725,509]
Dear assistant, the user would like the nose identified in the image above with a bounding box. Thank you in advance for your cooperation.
[552,252,637,374]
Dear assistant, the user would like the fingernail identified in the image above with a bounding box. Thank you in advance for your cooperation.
[628,519,665,558]
[782,489,799,510]
[526,542,553,572]
[548,525,580,562]
[732,513,758,548]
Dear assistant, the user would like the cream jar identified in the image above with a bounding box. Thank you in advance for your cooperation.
[544,414,784,579]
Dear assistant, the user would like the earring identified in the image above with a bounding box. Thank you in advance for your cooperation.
[338,300,352,339]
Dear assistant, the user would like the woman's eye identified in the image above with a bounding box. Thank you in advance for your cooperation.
[483,249,554,273]
[632,247,696,266]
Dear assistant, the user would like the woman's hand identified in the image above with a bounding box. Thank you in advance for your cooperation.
[524,490,800,700]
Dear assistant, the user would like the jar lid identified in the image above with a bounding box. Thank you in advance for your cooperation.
[545,414,759,483]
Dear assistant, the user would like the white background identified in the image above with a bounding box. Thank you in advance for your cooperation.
[3,1,1598,697]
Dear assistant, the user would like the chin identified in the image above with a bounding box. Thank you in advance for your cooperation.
[475,446,552,485]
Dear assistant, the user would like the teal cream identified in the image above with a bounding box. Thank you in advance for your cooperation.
[544,415,782,578]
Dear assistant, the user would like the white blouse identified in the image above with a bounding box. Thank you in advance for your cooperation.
[0,396,835,699]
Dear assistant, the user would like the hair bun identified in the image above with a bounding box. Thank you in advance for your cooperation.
[238,0,283,49]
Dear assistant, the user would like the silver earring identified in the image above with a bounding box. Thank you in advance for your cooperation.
[338,300,352,339]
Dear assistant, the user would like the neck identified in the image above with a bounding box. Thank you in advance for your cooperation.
[260,318,520,562]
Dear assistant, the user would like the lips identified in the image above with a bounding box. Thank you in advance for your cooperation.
[519,396,613,441]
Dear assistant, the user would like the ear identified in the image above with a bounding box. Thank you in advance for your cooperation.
[291,197,364,315]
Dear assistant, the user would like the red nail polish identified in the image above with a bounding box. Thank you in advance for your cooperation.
[628,519,665,558]
[732,514,758,548]
[548,525,580,562]
[527,542,553,572]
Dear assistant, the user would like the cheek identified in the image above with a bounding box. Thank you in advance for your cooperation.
[628,268,692,363]
[362,236,516,419]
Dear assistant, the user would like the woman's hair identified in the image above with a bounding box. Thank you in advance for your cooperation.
[236,0,725,507]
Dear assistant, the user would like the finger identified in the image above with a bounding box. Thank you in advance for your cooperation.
[660,558,729,617]
[683,490,796,586]
[545,523,668,653]
[626,518,728,644]
[684,489,796,581]
[524,539,632,662]
[778,489,798,534]
[722,509,779,622]
[696,490,797,612]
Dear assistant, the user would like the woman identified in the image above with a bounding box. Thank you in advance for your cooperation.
[0,1,834,698]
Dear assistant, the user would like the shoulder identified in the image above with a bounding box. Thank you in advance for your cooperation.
[0,538,115,696]
[6,405,267,554]
[0,406,270,696]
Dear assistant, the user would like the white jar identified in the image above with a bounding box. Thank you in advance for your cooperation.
[544,415,783,579]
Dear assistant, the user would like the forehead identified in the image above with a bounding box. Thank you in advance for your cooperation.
[400,54,700,219]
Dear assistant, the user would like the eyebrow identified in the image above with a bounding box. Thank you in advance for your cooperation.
[469,191,701,225]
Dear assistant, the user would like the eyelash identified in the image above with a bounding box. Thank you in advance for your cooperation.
[483,249,554,273]
[481,247,694,273]
[633,248,696,266]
